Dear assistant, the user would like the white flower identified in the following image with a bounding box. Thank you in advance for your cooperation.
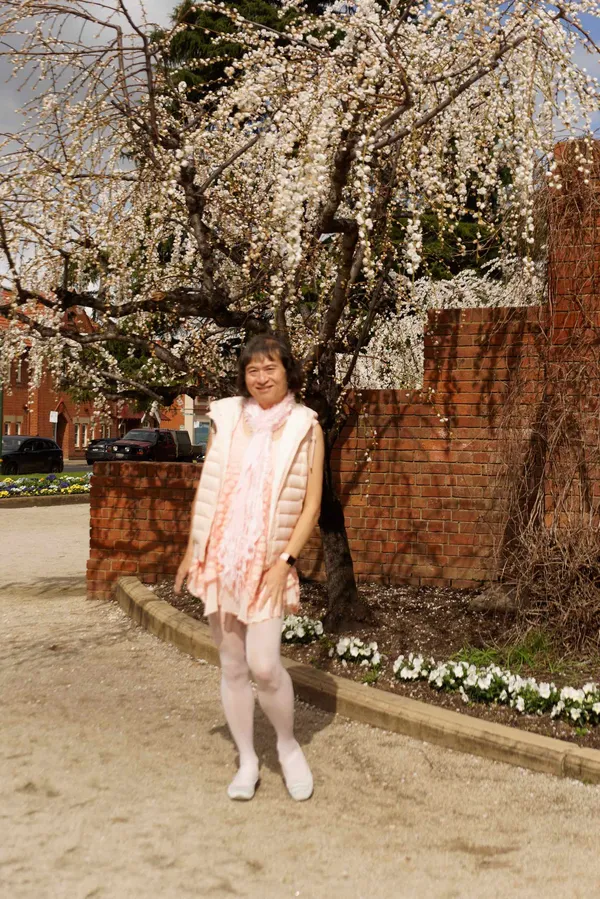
[393,656,404,674]
[570,708,582,721]
[515,697,525,713]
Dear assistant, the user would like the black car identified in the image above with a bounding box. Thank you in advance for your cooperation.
[1,436,64,475]
[86,436,118,465]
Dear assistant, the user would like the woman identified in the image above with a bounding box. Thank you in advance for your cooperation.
[175,334,324,802]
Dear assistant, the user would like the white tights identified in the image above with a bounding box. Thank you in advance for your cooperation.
[209,610,306,779]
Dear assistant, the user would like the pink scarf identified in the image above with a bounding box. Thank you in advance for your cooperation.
[218,392,296,595]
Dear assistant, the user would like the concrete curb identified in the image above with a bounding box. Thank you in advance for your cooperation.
[0,494,90,509]
[115,576,600,785]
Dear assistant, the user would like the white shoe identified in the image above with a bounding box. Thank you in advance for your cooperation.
[280,746,313,802]
[227,767,259,801]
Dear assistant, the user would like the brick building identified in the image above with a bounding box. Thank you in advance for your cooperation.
[1,356,107,460]
[1,354,210,461]
[1,291,213,459]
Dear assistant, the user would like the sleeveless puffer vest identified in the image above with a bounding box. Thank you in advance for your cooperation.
[191,396,317,566]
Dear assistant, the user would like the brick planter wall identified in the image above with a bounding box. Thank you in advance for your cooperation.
[87,462,199,600]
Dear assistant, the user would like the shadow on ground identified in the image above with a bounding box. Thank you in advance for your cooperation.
[0,576,87,598]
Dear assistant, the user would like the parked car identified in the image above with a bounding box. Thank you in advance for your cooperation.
[110,428,178,462]
[85,436,118,465]
[1,435,64,475]
[166,429,205,463]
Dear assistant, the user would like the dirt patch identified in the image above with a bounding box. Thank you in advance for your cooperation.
[156,577,600,751]
[5,590,600,898]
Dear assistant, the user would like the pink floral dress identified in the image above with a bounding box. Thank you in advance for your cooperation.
[187,419,300,624]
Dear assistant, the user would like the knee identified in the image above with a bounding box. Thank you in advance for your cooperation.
[220,651,250,689]
[249,658,282,692]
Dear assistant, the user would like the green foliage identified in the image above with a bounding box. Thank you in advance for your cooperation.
[165,0,297,97]
[452,629,597,679]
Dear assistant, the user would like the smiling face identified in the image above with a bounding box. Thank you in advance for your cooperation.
[244,351,288,409]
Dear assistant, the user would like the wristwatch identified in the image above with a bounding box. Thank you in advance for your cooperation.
[280,552,297,567]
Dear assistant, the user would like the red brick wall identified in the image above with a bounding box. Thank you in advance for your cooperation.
[87,462,198,599]
[299,305,541,588]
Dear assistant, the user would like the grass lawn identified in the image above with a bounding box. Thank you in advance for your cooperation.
[0,471,89,482]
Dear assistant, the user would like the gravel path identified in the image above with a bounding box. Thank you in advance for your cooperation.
[1,506,600,898]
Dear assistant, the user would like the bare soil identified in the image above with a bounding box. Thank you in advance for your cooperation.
[157,578,600,751]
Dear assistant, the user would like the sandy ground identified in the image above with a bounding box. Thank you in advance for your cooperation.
[2,508,600,898]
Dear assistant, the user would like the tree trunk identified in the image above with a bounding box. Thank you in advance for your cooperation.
[320,445,374,632]
[308,346,373,631]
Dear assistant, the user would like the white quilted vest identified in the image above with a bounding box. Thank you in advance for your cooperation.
[191,396,317,565]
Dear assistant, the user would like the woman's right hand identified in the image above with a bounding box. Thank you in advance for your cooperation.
[174,547,194,594]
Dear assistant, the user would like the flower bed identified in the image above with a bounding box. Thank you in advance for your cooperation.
[0,473,92,498]
[393,653,600,728]
[282,616,600,728]
[283,616,381,669]
[329,635,381,670]
[282,614,324,644]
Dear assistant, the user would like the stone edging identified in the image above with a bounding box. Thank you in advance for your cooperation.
[115,576,600,785]
[0,494,90,508]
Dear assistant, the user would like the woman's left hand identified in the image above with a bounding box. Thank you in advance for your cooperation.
[258,559,289,616]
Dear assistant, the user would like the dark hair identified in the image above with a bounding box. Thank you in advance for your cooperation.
[236,333,304,397]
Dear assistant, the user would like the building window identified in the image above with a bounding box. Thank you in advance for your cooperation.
[74,423,80,448]
[82,424,88,447]
[3,422,9,435]
[15,360,23,383]
[15,422,21,435]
